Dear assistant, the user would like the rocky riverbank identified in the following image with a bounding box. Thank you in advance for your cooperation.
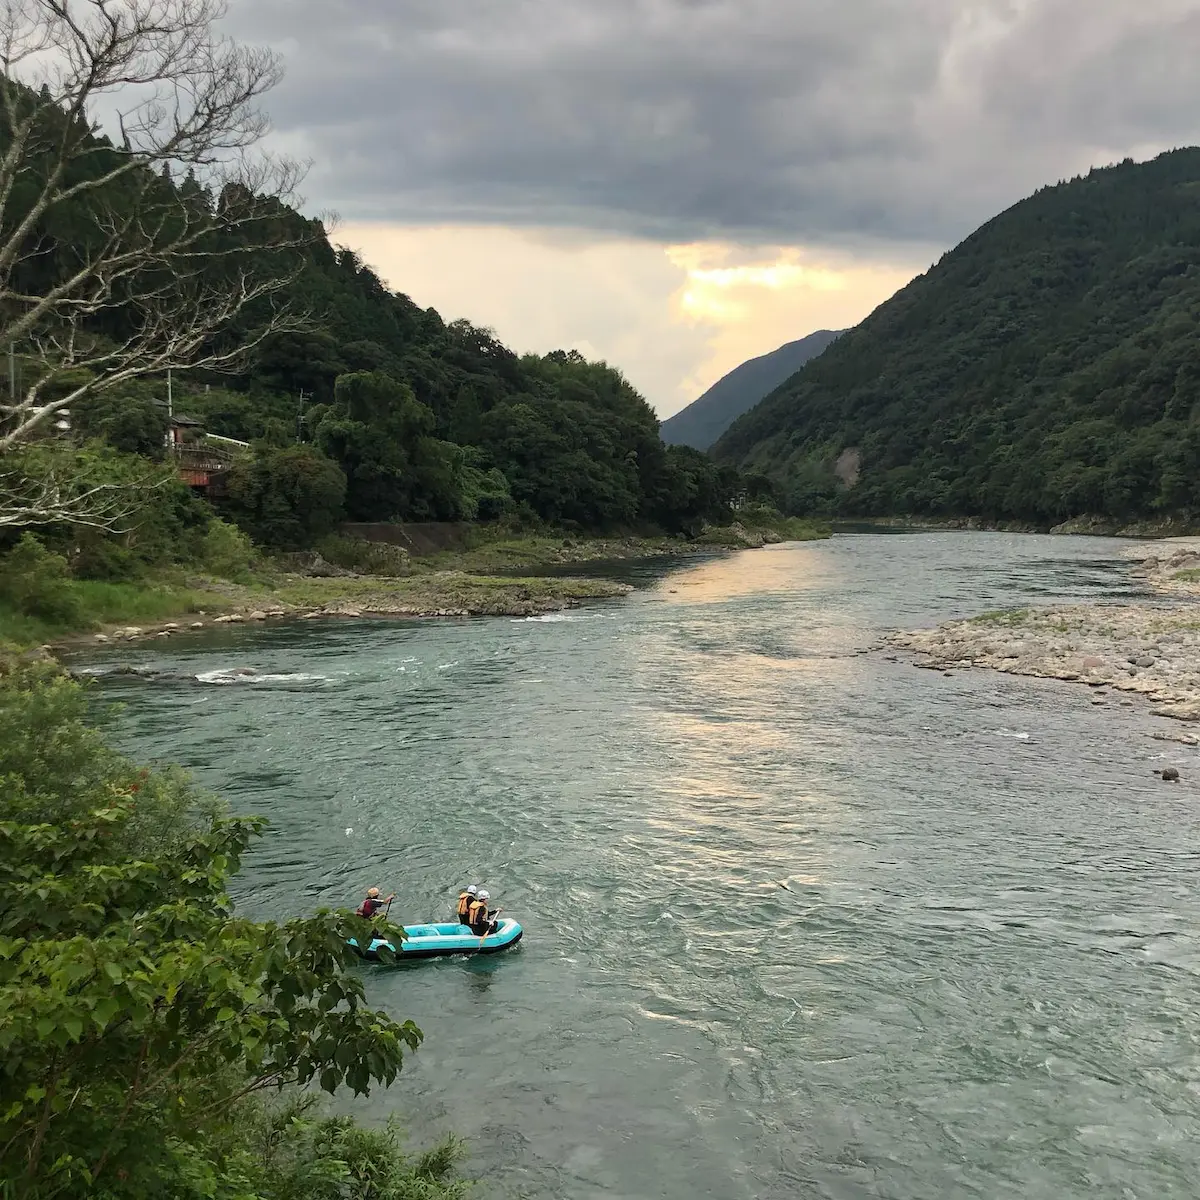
[882,604,1200,731]
[879,536,1200,740]
[1122,536,1200,597]
[65,572,633,650]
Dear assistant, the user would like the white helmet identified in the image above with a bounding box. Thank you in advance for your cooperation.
[466,885,477,894]
[478,890,490,901]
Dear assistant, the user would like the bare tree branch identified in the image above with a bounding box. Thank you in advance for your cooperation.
[0,0,313,464]
[0,458,164,530]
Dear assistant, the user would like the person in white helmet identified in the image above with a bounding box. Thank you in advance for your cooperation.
[455,884,479,925]
[467,888,500,935]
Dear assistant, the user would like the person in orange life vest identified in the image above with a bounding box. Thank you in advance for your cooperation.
[455,884,478,925]
[355,887,394,918]
[467,889,499,935]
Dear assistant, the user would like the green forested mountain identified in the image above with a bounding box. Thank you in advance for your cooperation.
[124,234,737,541]
[713,149,1200,525]
[0,78,744,549]
[661,329,843,450]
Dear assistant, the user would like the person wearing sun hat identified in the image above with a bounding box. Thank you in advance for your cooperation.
[355,886,395,919]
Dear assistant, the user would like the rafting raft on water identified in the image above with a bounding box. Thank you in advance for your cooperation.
[348,917,524,961]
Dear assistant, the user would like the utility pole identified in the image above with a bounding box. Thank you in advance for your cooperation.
[296,389,309,443]
[164,367,174,453]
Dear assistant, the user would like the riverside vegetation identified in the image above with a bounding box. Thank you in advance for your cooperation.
[0,662,468,1198]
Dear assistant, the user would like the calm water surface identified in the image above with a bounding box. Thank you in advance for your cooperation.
[75,533,1200,1199]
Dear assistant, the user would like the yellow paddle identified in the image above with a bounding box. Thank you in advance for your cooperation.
[477,906,502,950]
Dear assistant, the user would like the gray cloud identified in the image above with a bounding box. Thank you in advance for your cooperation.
[228,0,1200,248]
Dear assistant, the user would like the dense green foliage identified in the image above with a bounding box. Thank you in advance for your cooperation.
[661,330,843,451]
[193,269,743,538]
[221,445,348,550]
[4,194,745,545]
[0,73,795,570]
[0,665,464,1199]
[715,149,1200,525]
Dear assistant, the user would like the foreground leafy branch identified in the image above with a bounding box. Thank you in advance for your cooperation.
[0,664,430,1199]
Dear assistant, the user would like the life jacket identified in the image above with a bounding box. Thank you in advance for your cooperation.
[467,899,490,930]
[456,892,473,919]
[357,897,383,919]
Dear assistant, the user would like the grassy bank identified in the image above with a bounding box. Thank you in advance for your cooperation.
[0,518,830,653]
[2,568,633,652]
[0,575,220,652]
[205,570,633,620]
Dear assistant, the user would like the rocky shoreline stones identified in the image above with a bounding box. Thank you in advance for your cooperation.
[882,603,1200,722]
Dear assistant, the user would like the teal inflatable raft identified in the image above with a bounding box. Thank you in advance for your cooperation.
[348,917,523,961]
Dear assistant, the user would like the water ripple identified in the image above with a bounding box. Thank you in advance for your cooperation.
[72,532,1200,1199]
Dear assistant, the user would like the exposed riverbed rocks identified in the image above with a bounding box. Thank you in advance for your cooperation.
[1122,536,1200,598]
[877,536,1200,740]
[63,572,633,650]
[882,603,1200,726]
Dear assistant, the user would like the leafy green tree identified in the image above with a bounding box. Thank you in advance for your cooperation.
[0,533,82,624]
[0,666,425,1199]
[318,372,468,521]
[221,445,348,549]
[72,381,169,460]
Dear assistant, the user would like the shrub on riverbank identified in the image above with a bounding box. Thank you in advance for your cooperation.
[0,664,464,1199]
[0,532,211,648]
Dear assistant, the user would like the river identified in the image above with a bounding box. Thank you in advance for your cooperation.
[73,532,1200,1199]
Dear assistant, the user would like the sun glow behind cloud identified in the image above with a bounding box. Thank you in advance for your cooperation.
[339,223,926,418]
[670,245,851,323]
[663,242,922,407]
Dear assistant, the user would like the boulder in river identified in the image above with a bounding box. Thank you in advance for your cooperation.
[1161,767,1181,782]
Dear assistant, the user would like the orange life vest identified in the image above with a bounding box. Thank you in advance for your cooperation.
[456,892,473,919]
[467,899,490,929]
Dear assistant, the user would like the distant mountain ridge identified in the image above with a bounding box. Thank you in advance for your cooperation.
[713,148,1200,527]
[660,329,844,450]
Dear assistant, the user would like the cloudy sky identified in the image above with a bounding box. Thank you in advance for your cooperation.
[227,0,1199,417]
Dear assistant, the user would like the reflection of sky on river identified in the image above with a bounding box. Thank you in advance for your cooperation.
[620,546,865,907]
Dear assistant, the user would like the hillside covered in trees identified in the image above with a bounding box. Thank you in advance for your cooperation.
[27,213,741,547]
[661,329,843,451]
[176,239,747,542]
[0,70,749,557]
[713,149,1200,526]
